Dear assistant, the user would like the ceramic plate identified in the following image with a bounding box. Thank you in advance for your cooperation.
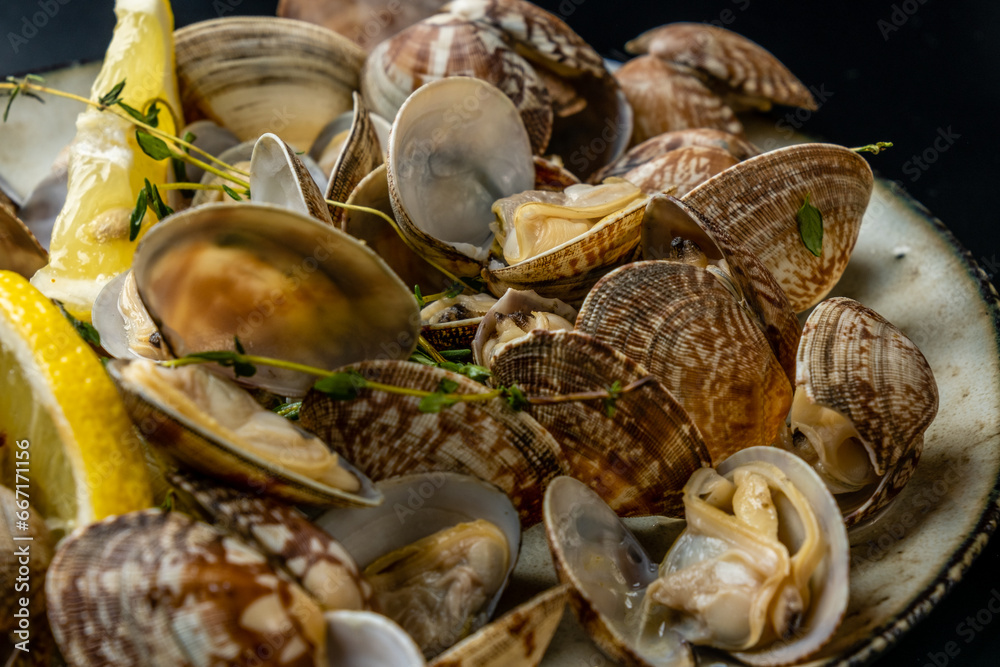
[2,66,998,666]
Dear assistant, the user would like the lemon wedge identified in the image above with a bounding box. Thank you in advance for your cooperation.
[0,271,153,537]
[30,0,180,320]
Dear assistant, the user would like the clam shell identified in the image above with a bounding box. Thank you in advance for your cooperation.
[131,202,419,396]
[533,156,581,192]
[681,143,874,312]
[278,0,450,52]
[592,127,757,183]
[0,205,46,278]
[174,17,365,149]
[45,509,325,667]
[614,55,744,145]
[490,330,711,516]
[299,360,566,525]
[482,195,648,303]
[168,470,373,611]
[794,297,938,525]
[106,359,384,508]
[251,133,333,224]
[471,288,578,367]
[322,92,384,224]
[621,145,740,197]
[341,163,450,293]
[386,77,536,277]
[626,23,817,111]
[326,610,426,666]
[576,260,792,462]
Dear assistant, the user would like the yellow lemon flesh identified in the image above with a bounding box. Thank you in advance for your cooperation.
[30,0,180,320]
[0,271,153,538]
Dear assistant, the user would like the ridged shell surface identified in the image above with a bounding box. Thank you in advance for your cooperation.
[490,330,710,516]
[592,128,757,183]
[576,261,791,462]
[324,92,383,224]
[298,360,566,525]
[627,23,817,110]
[682,143,874,312]
[622,146,739,197]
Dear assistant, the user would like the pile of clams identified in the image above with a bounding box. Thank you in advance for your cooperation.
[2,1,943,665]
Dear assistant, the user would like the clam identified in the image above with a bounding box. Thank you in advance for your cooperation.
[174,17,365,150]
[626,23,817,112]
[168,470,373,611]
[92,270,170,361]
[490,330,711,516]
[340,164,450,293]
[386,77,535,277]
[250,133,333,224]
[190,139,254,208]
[316,472,520,657]
[614,55,744,146]
[644,446,849,665]
[326,610,426,665]
[785,297,938,525]
[681,143,874,312]
[576,260,792,461]
[420,292,499,351]
[0,204,47,278]
[298,360,565,524]
[45,509,328,666]
[165,120,240,210]
[533,155,582,191]
[621,145,740,197]
[127,202,419,396]
[108,359,383,507]
[277,0,450,52]
[483,179,648,302]
[592,128,758,183]
[471,288,577,368]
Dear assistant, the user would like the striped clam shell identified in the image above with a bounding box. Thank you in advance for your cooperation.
[795,297,938,525]
[322,92,383,225]
[626,22,817,111]
[682,142,874,312]
[298,360,566,525]
[490,330,711,516]
[621,145,740,197]
[576,260,792,462]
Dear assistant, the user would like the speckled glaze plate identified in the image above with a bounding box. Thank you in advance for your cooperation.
[3,66,999,666]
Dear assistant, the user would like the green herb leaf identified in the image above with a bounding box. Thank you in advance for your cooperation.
[444,281,465,299]
[118,101,159,127]
[273,401,302,420]
[53,300,102,347]
[99,79,126,107]
[439,349,471,361]
[796,193,823,257]
[436,378,460,394]
[409,351,436,366]
[602,380,623,419]
[171,156,188,186]
[418,392,457,413]
[314,371,366,400]
[234,336,247,355]
[159,489,175,512]
[231,359,257,378]
[413,285,426,309]
[222,184,243,201]
[852,142,893,155]
[143,178,174,220]
[2,86,19,123]
[182,131,196,147]
[136,130,173,161]
[129,188,148,241]
[183,350,257,378]
[505,384,529,411]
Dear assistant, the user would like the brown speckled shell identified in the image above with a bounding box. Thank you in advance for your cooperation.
[175,17,364,150]
[627,23,817,111]
[591,128,757,183]
[490,330,710,516]
[533,156,581,192]
[576,261,792,462]
[682,143,874,312]
[277,0,449,52]
[298,361,566,525]
[482,196,647,303]
[44,510,323,667]
[168,471,373,612]
[428,584,570,667]
[622,146,739,197]
[362,15,553,154]
[614,55,744,146]
[643,195,802,384]
[797,297,939,524]
[252,134,333,225]
[0,205,47,278]
[324,92,382,225]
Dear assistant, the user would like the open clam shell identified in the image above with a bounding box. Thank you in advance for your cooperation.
[316,472,521,657]
[326,610,426,666]
[107,360,383,508]
[420,292,498,351]
[626,23,817,112]
[299,360,566,525]
[250,133,333,224]
[92,270,170,361]
[681,143,874,312]
[321,93,386,224]
[621,145,740,197]
[576,260,792,462]
[471,288,577,368]
[593,128,758,183]
[174,17,365,150]
[130,202,419,397]
[491,330,710,517]
[0,204,47,278]
[386,77,535,277]
[788,297,938,526]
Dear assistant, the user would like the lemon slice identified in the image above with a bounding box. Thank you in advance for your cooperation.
[0,271,153,537]
[30,0,180,320]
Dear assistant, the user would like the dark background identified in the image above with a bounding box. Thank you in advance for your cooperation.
[1,1,998,665]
